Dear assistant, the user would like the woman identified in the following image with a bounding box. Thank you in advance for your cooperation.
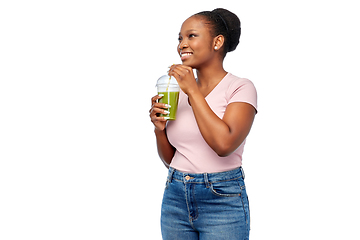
[149,8,257,240]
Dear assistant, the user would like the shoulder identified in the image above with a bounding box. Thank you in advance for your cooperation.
[226,73,255,87]
[225,73,256,95]
[225,73,257,110]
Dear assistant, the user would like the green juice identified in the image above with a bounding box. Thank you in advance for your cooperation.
[158,91,179,120]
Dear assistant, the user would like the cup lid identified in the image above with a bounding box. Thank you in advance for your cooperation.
[156,75,178,86]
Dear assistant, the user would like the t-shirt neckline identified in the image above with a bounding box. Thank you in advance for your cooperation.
[186,72,230,106]
[200,72,231,100]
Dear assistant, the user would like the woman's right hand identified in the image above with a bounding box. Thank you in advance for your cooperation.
[149,95,169,131]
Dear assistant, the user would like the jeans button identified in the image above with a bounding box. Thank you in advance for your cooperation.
[185,176,191,181]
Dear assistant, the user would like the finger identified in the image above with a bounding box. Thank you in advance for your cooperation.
[168,64,181,72]
[169,64,184,72]
[150,114,168,123]
[169,67,185,80]
[150,105,171,116]
[149,102,170,114]
[176,65,193,76]
[151,95,163,106]
[169,64,192,73]
[171,65,192,78]
[152,101,171,110]
[180,64,193,70]
[168,65,184,78]
[151,95,162,102]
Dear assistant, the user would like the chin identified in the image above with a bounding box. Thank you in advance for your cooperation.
[181,60,198,69]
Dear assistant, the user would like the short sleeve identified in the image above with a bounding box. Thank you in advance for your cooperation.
[226,78,258,112]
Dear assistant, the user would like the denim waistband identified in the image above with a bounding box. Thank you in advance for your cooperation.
[167,167,245,186]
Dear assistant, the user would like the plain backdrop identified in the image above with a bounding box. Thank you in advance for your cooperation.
[1,0,359,239]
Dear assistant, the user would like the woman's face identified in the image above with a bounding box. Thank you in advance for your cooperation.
[177,16,215,68]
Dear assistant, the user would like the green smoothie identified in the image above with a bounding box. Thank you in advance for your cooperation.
[158,91,179,120]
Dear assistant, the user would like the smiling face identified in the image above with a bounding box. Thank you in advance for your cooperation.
[177,16,219,69]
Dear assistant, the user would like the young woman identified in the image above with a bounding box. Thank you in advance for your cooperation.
[149,8,257,240]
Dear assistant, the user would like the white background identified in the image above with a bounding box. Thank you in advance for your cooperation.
[1,0,359,239]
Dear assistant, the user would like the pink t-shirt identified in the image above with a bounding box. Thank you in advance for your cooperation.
[166,73,257,173]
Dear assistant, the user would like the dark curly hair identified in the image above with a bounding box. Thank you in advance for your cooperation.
[194,8,241,57]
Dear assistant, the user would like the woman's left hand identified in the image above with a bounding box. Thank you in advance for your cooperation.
[168,64,198,95]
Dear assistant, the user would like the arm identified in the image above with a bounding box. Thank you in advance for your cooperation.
[169,65,256,157]
[150,95,176,167]
[188,91,255,157]
[154,128,175,168]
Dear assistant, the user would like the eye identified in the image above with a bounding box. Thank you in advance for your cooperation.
[178,36,183,42]
[189,34,196,39]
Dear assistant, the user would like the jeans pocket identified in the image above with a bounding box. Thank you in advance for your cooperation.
[210,180,243,197]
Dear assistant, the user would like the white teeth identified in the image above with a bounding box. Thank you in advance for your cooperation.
[181,53,192,57]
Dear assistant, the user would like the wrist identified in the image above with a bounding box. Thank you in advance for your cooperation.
[187,88,203,103]
[154,128,166,134]
[186,87,201,98]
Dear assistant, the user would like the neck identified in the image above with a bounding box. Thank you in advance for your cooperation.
[195,61,227,87]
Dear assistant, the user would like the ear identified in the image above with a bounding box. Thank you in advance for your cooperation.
[213,35,225,51]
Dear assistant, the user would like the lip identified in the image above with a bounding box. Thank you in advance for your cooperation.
[180,52,193,61]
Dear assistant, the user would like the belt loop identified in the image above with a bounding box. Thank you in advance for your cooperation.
[167,168,175,183]
[240,166,245,180]
[204,173,210,188]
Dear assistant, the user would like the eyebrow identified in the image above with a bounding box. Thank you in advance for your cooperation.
[179,29,198,35]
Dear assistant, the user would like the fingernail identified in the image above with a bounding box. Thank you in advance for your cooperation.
[163,110,170,114]
[165,104,171,108]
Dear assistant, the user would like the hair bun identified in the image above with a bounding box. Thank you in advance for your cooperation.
[212,8,241,52]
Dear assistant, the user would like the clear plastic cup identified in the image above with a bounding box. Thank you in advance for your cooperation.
[156,75,180,120]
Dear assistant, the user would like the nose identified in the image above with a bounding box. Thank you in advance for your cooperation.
[178,39,188,51]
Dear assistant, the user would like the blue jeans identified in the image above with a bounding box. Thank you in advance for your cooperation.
[161,167,250,240]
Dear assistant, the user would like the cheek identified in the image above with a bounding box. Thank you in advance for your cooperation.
[192,39,212,57]
[191,39,202,51]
